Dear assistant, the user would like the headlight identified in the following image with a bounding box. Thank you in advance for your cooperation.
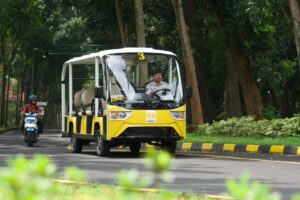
[110,111,132,120]
[170,111,186,120]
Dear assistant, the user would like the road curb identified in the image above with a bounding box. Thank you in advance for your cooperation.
[173,142,300,156]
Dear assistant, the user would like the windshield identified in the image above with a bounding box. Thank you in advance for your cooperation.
[104,53,183,109]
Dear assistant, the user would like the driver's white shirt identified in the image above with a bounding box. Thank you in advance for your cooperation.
[145,81,170,95]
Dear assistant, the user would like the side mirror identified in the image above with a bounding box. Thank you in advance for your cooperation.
[186,86,192,99]
[95,87,104,98]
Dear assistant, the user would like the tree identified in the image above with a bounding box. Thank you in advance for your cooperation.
[210,0,264,119]
[134,0,148,86]
[172,0,204,125]
[115,0,128,47]
[287,0,300,71]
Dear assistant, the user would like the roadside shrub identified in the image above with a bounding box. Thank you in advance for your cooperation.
[226,173,281,200]
[263,104,280,119]
[196,115,300,137]
[0,155,86,200]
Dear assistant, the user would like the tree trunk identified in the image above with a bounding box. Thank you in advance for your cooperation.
[210,0,264,119]
[172,0,204,126]
[134,0,148,86]
[0,64,8,126]
[231,49,264,119]
[115,0,127,47]
[15,70,21,126]
[225,50,243,117]
[135,0,146,47]
[184,0,216,123]
[4,67,12,126]
[15,83,20,126]
[288,0,300,71]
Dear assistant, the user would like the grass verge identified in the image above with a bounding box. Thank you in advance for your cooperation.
[185,134,300,146]
[47,183,222,200]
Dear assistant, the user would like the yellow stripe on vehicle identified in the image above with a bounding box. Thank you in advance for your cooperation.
[223,144,235,151]
[181,143,192,150]
[297,147,300,156]
[201,143,213,151]
[270,145,284,154]
[246,145,259,153]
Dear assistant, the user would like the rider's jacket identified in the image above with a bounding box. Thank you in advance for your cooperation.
[23,104,40,113]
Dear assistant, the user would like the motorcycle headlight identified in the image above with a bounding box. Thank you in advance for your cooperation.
[170,111,186,120]
[110,111,132,120]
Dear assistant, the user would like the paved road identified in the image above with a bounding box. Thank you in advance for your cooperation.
[1,129,300,199]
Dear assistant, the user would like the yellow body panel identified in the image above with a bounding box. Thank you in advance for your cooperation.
[106,105,186,141]
[66,117,76,133]
[80,115,87,134]
[92,116,103,135]
[66,104,186,141]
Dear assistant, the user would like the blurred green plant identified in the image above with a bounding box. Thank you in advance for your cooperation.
[226,173,281,200]
[115,149,174,200]
[0,154,86,200]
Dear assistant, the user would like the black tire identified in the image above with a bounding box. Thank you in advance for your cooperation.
[71,135,83,153]
[27,141,33,147]
[95,129,110,157]
[26,133,33,147]
[129,142,141,154]
[161,141,177,155]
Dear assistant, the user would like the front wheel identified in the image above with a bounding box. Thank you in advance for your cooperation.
[161,141,177,155]
[27,141,33,147]
[25,132,34,147]
[70,135,83,153]
[95,130,110,157]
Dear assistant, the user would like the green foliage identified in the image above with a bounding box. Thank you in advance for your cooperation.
[226,173,281,200]
[145,149,172,173]
[63,167,86,182]
[263,104,280,119]
[115,149,175,200]
[292,194,300,200]
[196,116,300,137]
[0,155,86,200]
[116,169,151,189]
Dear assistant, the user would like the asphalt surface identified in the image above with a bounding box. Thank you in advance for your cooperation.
[1,128,300,199]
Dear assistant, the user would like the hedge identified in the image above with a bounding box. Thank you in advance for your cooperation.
[196,115,300,137]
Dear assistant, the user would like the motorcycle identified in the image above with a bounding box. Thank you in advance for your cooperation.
[24,113,39,147]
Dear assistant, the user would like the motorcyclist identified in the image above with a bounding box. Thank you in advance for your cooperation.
[20,95,44,133]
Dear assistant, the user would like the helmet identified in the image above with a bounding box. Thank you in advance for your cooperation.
[28,95,38,102]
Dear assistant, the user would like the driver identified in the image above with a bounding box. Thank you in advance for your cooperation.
[145,69,170,97]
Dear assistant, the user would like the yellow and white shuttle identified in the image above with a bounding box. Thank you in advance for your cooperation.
[61,48,191,156]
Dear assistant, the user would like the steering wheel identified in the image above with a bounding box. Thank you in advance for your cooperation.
[151,88,171,100]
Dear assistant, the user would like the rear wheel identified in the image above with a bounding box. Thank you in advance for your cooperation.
[95,129,110,157]
[161,141,177,155]
[129,142,141,154]
[71,135,83,153]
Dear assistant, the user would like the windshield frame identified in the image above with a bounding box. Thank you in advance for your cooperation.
[102,53,184,109]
